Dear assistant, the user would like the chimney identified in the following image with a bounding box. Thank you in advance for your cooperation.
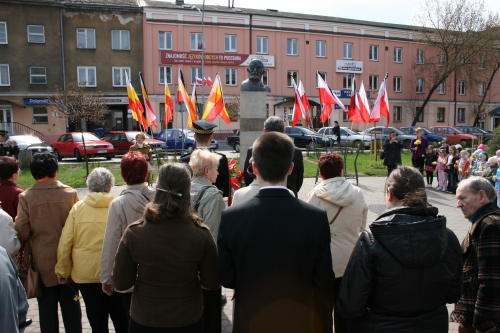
[175,0,184,5]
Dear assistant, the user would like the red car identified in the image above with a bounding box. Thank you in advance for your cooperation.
[53,132,115,162]
[429,126,477,146]
[106,131,167,155]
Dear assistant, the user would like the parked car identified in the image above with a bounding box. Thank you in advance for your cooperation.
[429,126,477,146]
[399,126,444,146]
[155,128,219,152]
[10,135,53,154]
[455,126,493,142]
[317,127,371,148]
[227,130,240,152]
[362,127,414,148]
[53,132,114,161]
[106,131,167,155]
[285,126,331,150]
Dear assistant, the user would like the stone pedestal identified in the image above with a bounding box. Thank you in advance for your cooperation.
[239,90,267,166]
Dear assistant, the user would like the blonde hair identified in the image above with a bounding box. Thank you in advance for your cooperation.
[189,149,221,177]
[460,150,470,158]
[416,127,423,134]
[135,133,146,140]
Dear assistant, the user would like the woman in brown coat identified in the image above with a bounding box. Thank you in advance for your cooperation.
[15,152,82,333]
[113,162,219,333]
[129,132,153,185]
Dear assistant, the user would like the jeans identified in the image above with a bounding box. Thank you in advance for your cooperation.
[447,172,457,193]
[37,284,82,333]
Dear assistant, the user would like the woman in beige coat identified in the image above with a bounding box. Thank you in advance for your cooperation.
[15,152,82,333]
[306,152,368,333]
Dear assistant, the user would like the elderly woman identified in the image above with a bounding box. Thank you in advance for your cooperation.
[55,167,127,333]
[306,152,367,333]
[129,132,153,185]
[14,152,82,333]
[337,166,462,332]
[0,156,24,220]
[100,151,155,320]
[410,127,429,174]
[189,149,225,333]
[113,163,219,333]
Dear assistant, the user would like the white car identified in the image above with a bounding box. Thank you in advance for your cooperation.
[317,127,371,148]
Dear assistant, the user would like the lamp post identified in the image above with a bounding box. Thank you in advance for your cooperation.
[192,2,205,118]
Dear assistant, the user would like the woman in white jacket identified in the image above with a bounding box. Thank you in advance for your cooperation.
[306,152,368,333]
[0,205,20,257]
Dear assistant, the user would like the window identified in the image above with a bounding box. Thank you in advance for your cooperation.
[225,68,237,85]
[77,66,96,87]
[76,28,96,49]
[460,54,466,67]
[393,76,402,92]
[111,30,130,50]
[369,75,378,90]
[416,78,424,93]
[30,67,46,84]
[416,49,424,64]
[458,81,466,95]
[225,35,237,52]
[416,107,424,122]
[261,69,268,86]
[478,82,485,96]
[27,25,44,43]
[287,39,298,56]
[287,71,298,87]
[438,52,446,66]
[437,81,446,94]
[159,31,172,50]
[457,108,466,123]
[316,72,327,87]
[479,56,486,69]
[32,107,48,124]
[369,45,378,61]
[343,74,353,89]
[191,67,202,84]
[190,33,203,50]
[0,65,10,86]
[112,67,130,87]
[159,66,172,84]
[394,47,402,63]
[316,41,326,58]
[343,43,353,59]
[0,22,7,44]
[393,106,402,122]
[343,108,350,122]
[437,108,445,122]
[257,36,268,54]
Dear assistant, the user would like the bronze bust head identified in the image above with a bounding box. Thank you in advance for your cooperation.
[241,59,266,92]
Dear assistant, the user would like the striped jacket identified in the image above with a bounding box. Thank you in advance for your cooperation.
[451,203,500,333]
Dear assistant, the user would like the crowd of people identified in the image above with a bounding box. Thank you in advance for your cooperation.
[1,118,500,333]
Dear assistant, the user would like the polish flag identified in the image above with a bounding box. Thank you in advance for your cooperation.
[195,77,203,85]
[291,77,307,127]
[206,77,213,86]
[356,81,371,123]
[317,72,345,123]
[370,73,390,126]
[298,80,310,126]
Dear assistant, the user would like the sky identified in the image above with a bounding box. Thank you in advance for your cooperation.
[186,0,500,26]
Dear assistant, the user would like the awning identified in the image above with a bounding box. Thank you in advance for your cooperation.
[490,106,500,115]
[273,97,294,106]
[0,98,25,107]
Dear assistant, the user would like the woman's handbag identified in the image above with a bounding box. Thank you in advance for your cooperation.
[425,165,434,172]
[380,150,385,160]
[16,239,41,298]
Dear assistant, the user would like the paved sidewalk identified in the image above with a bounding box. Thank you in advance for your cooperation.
[25,177,468,332]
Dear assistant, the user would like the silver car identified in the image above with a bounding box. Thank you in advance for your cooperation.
[317,127,371,148]
[10,135,53,153]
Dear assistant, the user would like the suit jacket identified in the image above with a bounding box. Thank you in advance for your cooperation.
[218,188,335,333]
[243,147,304,197]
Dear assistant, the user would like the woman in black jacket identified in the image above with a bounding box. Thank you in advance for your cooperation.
[383,130,404,176]
[337,166,463,333]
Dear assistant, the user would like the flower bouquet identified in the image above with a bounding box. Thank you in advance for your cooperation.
[414,140,421,145]
[228,159,245,191]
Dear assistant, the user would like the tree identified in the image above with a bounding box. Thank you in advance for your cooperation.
[411,0,499,126]
[46,82,109,176]
[225,96,240,122]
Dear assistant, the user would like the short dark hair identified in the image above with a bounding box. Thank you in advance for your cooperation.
[318,153,343,179]
[263,116,285,133]
[253,132,294,182]
[194,133,212,145]
[334,121,339,125]
[389,130,396,134]
[120,151,148,185]
[0,156,19,180]
[30,152,58,180]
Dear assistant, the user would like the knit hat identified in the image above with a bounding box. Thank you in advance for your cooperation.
[472,149,483,156]
[478,143,487,150]
[488,156,498,164]
[480,153,487,159]
[496,149,500,157]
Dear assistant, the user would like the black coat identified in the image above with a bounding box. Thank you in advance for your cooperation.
[218,188,335,333]
[0,142,19,157]
[337,206,463,333]
[383,138,404,166]
[243,147,304,197]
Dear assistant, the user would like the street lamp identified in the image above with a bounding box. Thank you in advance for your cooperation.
[192,2,205,118]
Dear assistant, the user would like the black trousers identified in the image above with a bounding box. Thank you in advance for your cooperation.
[120,291,132,322]
[412,157,425,174]
[333,277,352,333]
[387,165,397,176]
[78,283,128,333]
[38,283,82,333]
[129,317,203,333]
[202,288,221,333]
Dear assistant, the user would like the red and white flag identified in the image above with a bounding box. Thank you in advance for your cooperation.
[206,76,213,86]
[356,81,371,123]
[348,75,370,124]
[298,80,310,126]
[291,77,307,127]
[195,77,203,85]
[317,72,345,123]
[370,73,390,126]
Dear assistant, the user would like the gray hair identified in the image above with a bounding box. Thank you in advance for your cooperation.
[458,176,497,202]
[264,116,285,133]
[87,167,115,193]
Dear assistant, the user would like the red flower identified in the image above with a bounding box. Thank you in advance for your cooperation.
[228,159,237,168]
[230,177,241,190]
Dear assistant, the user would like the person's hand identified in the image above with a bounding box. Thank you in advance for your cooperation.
[102,283,114,296]
[58,277,68,285]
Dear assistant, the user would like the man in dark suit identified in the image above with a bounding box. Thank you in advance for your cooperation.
[218,132,335,333]
[243,116,304,197]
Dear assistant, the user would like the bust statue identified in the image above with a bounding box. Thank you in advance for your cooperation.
[240,59,266,92]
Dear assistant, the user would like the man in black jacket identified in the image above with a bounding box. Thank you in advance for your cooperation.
[219,132,334,333]
[383,130,403,176]
[243,117,304,197]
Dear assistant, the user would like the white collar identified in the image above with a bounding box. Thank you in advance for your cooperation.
[260,186,288,190]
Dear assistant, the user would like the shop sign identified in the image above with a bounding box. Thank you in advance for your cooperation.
[335,60,363,73]
[23,98,50,105]
[161,51,275,67]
